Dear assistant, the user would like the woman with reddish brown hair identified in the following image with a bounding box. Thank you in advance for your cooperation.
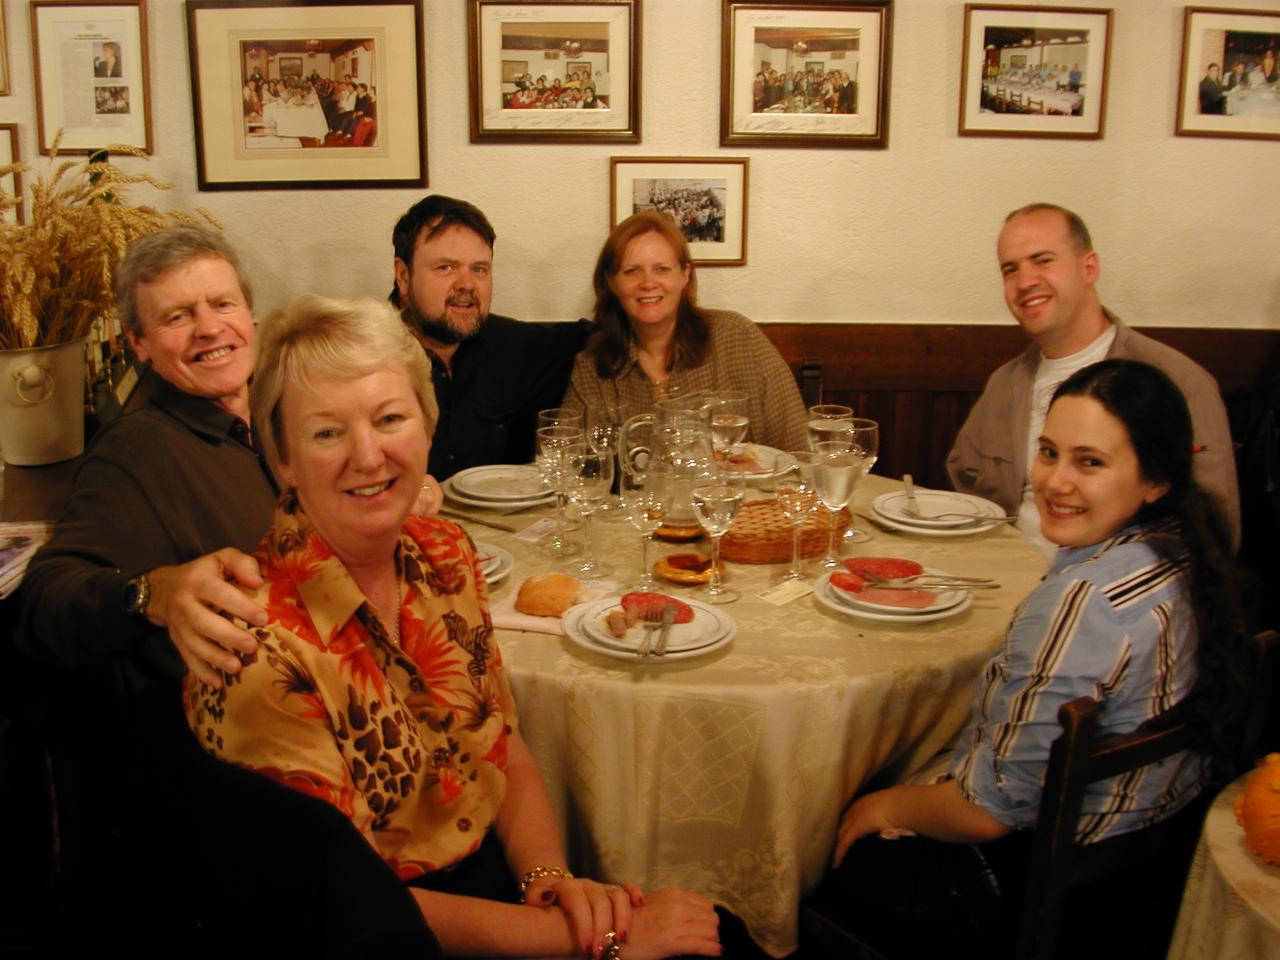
[562,211,806,450]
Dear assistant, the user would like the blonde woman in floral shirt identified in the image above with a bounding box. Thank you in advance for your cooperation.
[185,294,719,959]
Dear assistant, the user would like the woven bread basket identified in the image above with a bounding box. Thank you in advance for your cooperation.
[720,498,851,564]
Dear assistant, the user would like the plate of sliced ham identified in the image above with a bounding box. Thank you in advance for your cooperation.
[815,569,973,624]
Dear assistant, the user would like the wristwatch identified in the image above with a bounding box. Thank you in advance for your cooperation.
[123,572,152,619]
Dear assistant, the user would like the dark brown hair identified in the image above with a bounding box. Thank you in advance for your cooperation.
[587,212,710,378]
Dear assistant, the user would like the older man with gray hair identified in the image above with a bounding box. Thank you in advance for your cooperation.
[20,225,274,686]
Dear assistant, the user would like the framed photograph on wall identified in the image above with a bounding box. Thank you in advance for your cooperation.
[468,0,640,143]
[30,0,152,154]
[0,2,11,96]
[610,156,749,266]
[1,125,22,225]
[186,0,426,190]
[958,4,1112,139]
[1176,6,1280,141]
[720,0,893,149]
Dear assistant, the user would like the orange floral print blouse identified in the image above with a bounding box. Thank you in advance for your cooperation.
[185,494,516,880]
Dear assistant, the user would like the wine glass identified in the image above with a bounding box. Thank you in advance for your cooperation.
[619,460,674,590]
[565,445,614,577]
[689,466,744,604]
[775,451,818,582]
[538,407,585,432]
[710,390,750,460]
[585,402,624,521]
[813,442,863,567]
[807,404,853,451]
[842,419,880,545]
[535,424,583,558]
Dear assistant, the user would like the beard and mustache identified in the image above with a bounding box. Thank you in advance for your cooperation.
[404,291,487,346]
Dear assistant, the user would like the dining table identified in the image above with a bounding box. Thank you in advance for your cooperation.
[1167,770,1280,960]
[457,472,1049,957]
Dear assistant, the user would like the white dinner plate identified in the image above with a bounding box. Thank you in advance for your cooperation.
[472,541,514,585]
[563,598,735,662]
[825,567,968,615]
[870,491,1005,538]
[577,596,729,653]
[451,464,551,502]
[442,476,556,511]
[723,444,795,480]
[814,572,974,624]
[874,490,998,529]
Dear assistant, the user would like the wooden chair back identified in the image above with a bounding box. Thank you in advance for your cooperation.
[1014,628,1279,960]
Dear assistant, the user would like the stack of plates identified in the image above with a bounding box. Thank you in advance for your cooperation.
[814,570,973,624]
[471,541,514,586]
[563,596,735,662]
[870,489,1005,537]
[442,464,556,511]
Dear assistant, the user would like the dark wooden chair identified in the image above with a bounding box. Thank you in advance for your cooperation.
[1015,628,1278,960]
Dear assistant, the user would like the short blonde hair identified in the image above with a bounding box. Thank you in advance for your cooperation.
[251,294,437,482]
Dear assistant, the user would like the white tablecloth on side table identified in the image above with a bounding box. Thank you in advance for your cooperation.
[1168,773,1280,960]
[472,473,1048,957]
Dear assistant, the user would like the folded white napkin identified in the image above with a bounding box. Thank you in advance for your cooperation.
[490,581,616,636]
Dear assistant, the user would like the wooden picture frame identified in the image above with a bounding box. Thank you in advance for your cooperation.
[468,0,641,143]
[30,0,152,154]
[1176,6,1280,141]
[610,156,749,266]
[0,124,23,225]
[958,4,1113,139]
[0,2,11,96]
[720,0,892,149]
[186,0,426,190]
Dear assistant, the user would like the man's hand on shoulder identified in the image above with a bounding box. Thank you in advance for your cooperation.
[145,548,268,688]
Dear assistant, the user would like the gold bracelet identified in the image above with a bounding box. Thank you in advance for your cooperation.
[603,929,623,960]
[519,865,572,902]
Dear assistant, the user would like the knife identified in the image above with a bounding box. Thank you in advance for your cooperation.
[903,473,921,518]
[438,508,518,533]
[655,605,678,656]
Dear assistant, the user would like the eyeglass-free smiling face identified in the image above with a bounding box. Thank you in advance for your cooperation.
[607,230,691,338]
[278,365,430,566]
[1032,394,1168,549]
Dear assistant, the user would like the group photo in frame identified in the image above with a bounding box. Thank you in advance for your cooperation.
[1,124,22,226]
[719,0,892,149]
[468,0,640,143]
[1177,6,1280,141]
[610,156,749,266]
[186,0,426,190]
[30,0,152,154]
[958,4,1112,139]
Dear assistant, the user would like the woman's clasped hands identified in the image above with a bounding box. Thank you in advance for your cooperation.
[525,873,721,959]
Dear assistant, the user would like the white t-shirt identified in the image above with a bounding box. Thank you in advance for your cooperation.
[1017,326,1117,556]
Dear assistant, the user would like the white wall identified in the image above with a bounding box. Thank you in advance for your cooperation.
[2,0,1276,329]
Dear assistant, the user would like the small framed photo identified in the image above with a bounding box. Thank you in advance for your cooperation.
[186,0,426,190]
[958,4,1113,139]
[610,156,749,267]
[30,1,153,154]
[720,0,893,149]
[1,124,22,225]
[1177,7,1280,141]
[468,0,640,143]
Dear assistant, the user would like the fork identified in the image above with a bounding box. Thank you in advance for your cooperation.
[636,609,665,659]
[860,571,1000,589]
[902,509,1018,523]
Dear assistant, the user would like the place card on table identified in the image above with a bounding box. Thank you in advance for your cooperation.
[757,579,814,606]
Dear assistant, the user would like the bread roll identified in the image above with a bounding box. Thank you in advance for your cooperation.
[514,572,583,618]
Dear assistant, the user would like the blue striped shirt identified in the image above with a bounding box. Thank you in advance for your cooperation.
[951,523,1206,843]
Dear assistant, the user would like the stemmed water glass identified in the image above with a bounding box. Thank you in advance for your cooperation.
[807,404,853,451]
[536,424,583,558]
[710,391,750,460]
[585,402,624,521]
[565,445,614,577]
[619,460,674,590]
[775,451,818,582]
[689,466,744,604]
[841,419,880,545]
[813,441,863,567]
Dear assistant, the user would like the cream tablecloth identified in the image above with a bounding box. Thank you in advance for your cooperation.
[1168,773,1280,960]
[467,474,1048,956]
